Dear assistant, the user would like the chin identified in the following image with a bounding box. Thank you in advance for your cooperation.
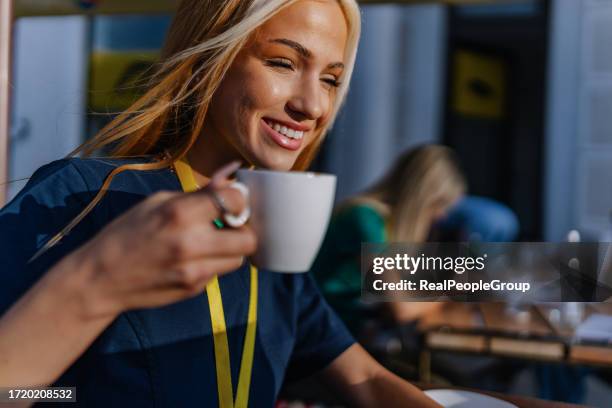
[260,158,296,171]
[249,145,300,171]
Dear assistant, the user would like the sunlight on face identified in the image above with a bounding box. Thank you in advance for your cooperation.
[203,0,349,170]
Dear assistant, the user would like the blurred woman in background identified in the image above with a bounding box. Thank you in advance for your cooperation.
[312,144,467,336]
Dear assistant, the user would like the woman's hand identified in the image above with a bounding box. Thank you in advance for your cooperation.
[0,162,257,388]
[68,161,257,319]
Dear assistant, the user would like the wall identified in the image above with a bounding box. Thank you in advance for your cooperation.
[545,0,612,240]
[8,16,88,201]
[322,4,448,201]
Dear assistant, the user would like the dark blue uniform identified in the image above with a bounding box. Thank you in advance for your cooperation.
[0,157,354,407]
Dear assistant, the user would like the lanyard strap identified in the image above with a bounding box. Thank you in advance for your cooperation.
[174,158,257,408]
[208,265,258,408]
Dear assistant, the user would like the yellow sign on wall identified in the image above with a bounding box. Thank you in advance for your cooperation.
[89,51,159,111]
[452,49,507,119]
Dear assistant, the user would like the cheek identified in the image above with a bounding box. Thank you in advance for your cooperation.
[245,74,288,113]
[234,74,288,128]
[215,80,257,137]
[211,75,247,122]
[318,93,336,128]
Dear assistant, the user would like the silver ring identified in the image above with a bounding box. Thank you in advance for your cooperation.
[210,182,251,228]
[210,190,230,214]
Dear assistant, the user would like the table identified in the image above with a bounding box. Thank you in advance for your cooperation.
[281,378,588,407]
[417,384,588,408]
[416,302,612,382]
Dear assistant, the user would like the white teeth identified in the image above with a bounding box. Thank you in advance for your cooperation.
[266,120,304,140]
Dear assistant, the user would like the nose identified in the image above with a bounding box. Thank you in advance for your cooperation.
[286,75,327,121]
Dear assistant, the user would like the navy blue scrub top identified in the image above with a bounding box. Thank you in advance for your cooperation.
[0,157,355,407]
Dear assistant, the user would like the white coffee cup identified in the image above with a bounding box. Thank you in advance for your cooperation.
[236,168,336,273]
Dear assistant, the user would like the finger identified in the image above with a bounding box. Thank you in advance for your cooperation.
[176,184,249,223]
[166,256,246,289]
[172,226,257,260]
[163,161,245,223]
[129,256,241,307]
[209,161,242,189]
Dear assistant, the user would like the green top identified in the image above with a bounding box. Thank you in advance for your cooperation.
[311,204,388,335]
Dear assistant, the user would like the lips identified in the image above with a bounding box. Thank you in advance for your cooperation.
[260,118,304,151]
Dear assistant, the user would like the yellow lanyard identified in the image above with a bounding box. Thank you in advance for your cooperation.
[174,158,257,408]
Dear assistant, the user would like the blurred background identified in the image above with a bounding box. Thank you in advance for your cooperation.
[4,0,612,243]
[1,0,611,405]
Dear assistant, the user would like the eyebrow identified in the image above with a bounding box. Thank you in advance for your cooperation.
[269,38,345,70]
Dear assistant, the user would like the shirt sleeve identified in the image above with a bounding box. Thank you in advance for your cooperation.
[0,159,98,316]
[312,204,387,297]
[348,205,387,244]
[286,272,356,381]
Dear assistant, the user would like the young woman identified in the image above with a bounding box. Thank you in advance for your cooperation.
[312,145,467,335]
[0,0,440,406]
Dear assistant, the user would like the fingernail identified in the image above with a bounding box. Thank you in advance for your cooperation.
[211,161,242,186]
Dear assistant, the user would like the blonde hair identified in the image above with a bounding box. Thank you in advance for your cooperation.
[33,0,361,260]
[345,145,466,243]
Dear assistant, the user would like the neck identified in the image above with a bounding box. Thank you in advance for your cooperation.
[186,128,245,187]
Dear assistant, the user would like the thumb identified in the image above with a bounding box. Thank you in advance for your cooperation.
[208,161,242,190]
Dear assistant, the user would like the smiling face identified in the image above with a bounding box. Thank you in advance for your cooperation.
[197,0,348,171]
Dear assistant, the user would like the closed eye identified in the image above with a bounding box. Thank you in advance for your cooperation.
[266,58,341,88]
[265,58,294,70]
[322,77,341,88]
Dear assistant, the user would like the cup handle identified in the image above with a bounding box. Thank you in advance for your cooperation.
[223,181,251,228]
